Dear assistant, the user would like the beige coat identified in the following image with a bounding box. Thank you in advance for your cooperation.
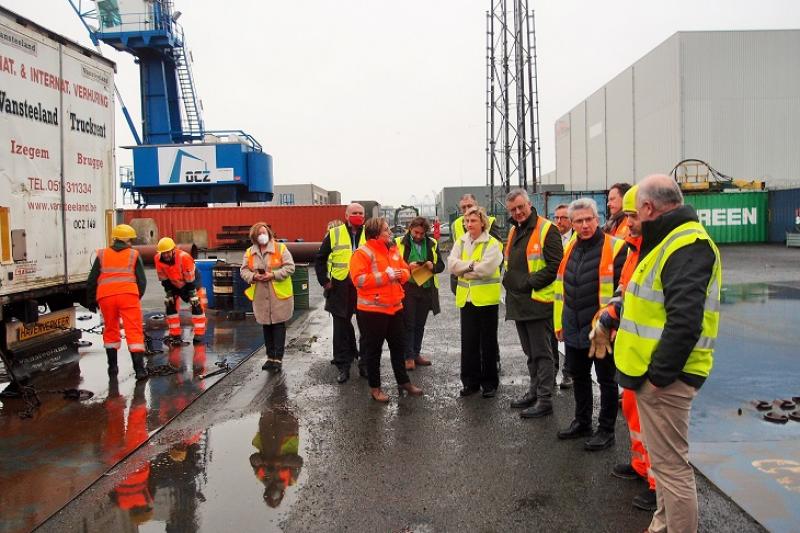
[240,242,296,324]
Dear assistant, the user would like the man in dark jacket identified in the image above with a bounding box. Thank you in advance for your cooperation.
[314,203,368,383]
[395,217,445,370]
[612,174,720,533]
[555,198,627,450]
[503,188,563,418]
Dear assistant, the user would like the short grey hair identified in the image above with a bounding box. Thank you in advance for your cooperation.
[505,187,529,203]
[567,198,599,220]
[554,203,569,212]
[638,175,683,210]
[459,193,477,203]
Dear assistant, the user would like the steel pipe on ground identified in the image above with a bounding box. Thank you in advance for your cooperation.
[134,244,198,265]
[283,242,321,263]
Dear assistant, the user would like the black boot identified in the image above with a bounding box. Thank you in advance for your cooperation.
[106,348,119,375]
[165,335,184,347]
[132,353,148,380]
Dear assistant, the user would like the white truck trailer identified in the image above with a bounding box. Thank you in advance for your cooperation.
[0,6,115,383]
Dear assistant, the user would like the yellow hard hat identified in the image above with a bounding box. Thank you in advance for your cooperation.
[156,237,176,253]
[111,224,137,241]
[622,184,639,214]
[129,508,154,526]
[169,446,187,462]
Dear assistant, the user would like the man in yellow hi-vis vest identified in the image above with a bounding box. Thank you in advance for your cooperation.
[551,203,574,389]
[503,188,563,418]
[614,175,721,533]
[314,203,368,384]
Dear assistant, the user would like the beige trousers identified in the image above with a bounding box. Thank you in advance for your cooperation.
[636,378,699,533]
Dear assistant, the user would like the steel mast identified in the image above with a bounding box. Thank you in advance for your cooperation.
[486,0,541,215]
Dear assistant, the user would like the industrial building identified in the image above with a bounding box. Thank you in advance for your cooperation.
[549,30,800,190]
[265,183,341,206]
[436,184,564,222]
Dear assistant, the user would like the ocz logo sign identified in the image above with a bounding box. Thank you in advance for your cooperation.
[185,170,211,183]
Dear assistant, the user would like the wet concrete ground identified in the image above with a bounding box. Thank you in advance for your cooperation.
[0,271,268,533]
[25,246,790,532]
[691,281,800,532]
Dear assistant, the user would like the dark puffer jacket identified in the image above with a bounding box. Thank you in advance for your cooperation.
[562,228,627,349]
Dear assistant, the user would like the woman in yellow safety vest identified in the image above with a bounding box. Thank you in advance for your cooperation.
[447,206,504,398]
[240,222,296,372]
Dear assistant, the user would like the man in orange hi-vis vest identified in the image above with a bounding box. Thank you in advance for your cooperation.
[154,237,207,346]
[590,185,657,513]
[86,224,148,380]
[603,182,633,238]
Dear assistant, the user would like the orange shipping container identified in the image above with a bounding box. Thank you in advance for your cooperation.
[123,205,348,249]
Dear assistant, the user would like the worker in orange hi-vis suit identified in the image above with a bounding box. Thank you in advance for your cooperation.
[590,185,657,512]
[86,224,148,380]
[106,381,154,525]
[154,237,207,346]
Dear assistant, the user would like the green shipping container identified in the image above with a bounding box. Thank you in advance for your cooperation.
[683,192,768,244]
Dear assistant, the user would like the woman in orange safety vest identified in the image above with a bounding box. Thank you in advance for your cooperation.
[349,217,423,402]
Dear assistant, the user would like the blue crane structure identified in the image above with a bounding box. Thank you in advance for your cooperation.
[68,0,273,206]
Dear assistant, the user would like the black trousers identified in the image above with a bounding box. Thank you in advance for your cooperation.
[460,303,499,391]
[358,310,410,389]
[331,312,367,371]
[263,322,286,360]
[565,344,618,432]
[402,286,432,360]
[515,318,554,403]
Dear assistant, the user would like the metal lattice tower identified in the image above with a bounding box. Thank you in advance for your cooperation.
[486,1,541,213]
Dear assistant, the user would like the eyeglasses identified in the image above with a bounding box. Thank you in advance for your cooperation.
[572,216,597,226]
[554,216,569,221]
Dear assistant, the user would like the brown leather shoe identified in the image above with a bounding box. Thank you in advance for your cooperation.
[414,355,432,366]
[370,388,390,402]
[405,359,415,371]
[398,382,423,396]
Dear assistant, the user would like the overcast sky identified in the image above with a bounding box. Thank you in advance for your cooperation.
[4,0,800,206]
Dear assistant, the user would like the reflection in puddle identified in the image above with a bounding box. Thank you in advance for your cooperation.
[92,376,304,531]
[721,282,800,304]
[249,380,303,508]
[103,345,212,531]
[1,309,268,533]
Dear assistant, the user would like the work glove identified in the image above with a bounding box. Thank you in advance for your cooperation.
[180,287,197,302]
[588,321,612,359]
[385,266,397,281]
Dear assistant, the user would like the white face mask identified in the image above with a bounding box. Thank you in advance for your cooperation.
[257,234,270,245]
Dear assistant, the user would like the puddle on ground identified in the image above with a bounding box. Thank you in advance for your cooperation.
[692,283,800,533]
[37,376,309,532]
[0,310,266,533]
